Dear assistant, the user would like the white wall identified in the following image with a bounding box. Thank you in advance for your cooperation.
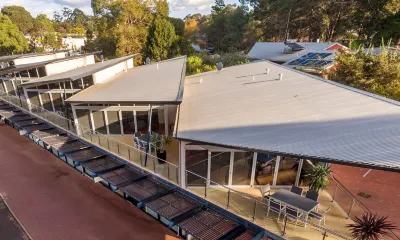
[86,55,95,65]
[62,37,85,51]
[14,54,55,65]
[92,61,129,84]
[45,56,88,76]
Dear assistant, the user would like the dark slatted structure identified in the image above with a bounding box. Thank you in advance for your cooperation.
[0,99,268,240]
[145,191,198,220]
[120,177,171,202]
[80,156,124,174]
[177,208,239,240]
[64,148,105,163]
[234,229,257,240]
[100,166,146,186]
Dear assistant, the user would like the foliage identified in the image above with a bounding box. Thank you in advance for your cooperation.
[184,18,199,39]
[1,6,33,34]
[169,37,194,58]
[151,134,172,152]
[169,17,184,37]
[186,56,217,75]
[307,164,331,192]
[198,52,250,67]
[0,13,28,55]
[347,212,396,240]
[71,26,86,35]
[146,2,176,61]
[329,46,400,101]
[33,14,54,34]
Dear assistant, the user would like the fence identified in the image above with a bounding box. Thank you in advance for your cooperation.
[0,92,374,240]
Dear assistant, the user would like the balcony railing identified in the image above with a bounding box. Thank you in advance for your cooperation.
[3,92,393,240]
[327,175,400,240]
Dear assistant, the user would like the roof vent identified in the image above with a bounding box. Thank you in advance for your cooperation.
[279,73,283,80]
[157,62,159,70]
[266,68,270,74]
[145,57,151,65]
[217,62,223,71]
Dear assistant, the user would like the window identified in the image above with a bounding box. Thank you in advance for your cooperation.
[72,79,83,89]
[121,111,135,134]
[276,156,299,185]
[4,80,15,95]
[299,160,323,187]
[232,152,254,185]
[0,80,5,93]
[52,93,63,112]
[107,111,121,134]
[254,153,277,186]
[27,92,40,107]
[210,152,231,185]
[36,84,49,89]
[186,150,208,186]
[136,111,149,134]
[76,109,91,130]
[82,76,94,88]
[92,111,107,134]
[28,68,39,78]
[40,93,53,111]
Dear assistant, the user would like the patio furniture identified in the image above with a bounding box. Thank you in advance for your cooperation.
[270,189,319,227]
[260,183,271,199]
[309,205,331,226]
[305,190,319,201]
[267,198,286,221]
[290,185,303,195]
[284,207,304,229]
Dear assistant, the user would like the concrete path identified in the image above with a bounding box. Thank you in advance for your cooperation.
[0,124,179,240]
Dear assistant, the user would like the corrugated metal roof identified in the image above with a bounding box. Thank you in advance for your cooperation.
[0,52,100,76]
[0,50,68,62]
[20,55,137,88]
[175,61,400,171]
[66,56,187,104]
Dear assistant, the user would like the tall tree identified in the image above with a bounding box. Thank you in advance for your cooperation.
[169,17,184,37]
[0,13,28,54]
[147,0,176,61]
[1,6,33,34]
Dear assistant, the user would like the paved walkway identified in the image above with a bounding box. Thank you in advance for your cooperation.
[0,124,180,240]
[331,164,400,236]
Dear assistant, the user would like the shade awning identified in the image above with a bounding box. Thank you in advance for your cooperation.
[66,56,187,104]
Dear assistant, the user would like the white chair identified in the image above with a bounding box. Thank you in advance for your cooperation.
[267,198,286,221]
[260,183,271,199]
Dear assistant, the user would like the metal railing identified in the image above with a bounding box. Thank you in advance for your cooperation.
[1,92,365,240]
[327,175,400,240]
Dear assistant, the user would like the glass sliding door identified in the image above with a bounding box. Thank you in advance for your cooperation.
[254,153,277,186]
[121,111,135,134]
[107,111,121,134]
[298,159,322,187]
[186,150,208,186]
[210,152,231,185]
[232,152,254,185]
[136,111,149,134]
[92,111,107,134]
[276,156,300,185]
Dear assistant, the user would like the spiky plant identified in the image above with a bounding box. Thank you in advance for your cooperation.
[347,213,396,240]
[307,164,331,192]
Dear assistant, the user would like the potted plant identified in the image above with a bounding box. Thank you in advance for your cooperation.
[347,212,396,240]
[307,164,332,192]
[151,133,172,164]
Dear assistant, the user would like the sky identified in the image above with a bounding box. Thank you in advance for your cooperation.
[0,0,238,19]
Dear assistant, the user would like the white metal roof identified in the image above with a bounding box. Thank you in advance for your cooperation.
[66,56,187,104]
[175,61,400,171]
[20,55,136,88]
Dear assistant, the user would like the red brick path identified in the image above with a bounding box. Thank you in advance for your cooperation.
[0,124,179,240]
[331,164,400,236]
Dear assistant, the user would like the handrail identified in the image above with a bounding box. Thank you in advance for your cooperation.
[0,92,362,240]
[329,174,400,239]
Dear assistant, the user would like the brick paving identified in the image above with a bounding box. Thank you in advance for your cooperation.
[331,164,400,236]
[0,124,180,240]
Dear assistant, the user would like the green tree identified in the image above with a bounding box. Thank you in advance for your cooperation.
[169,17,184,37]
[147,14,176,61]
[1,6,33,34]
[0,13,28,54]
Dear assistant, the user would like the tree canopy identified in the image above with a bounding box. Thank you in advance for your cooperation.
[1,6,33,34]
[0,13,28,55]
